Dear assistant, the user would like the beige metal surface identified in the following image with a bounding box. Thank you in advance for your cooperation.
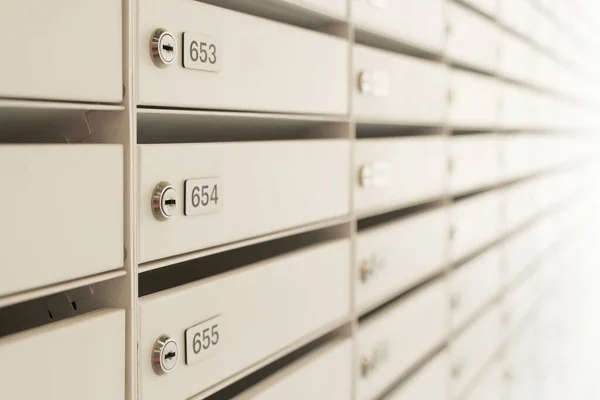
[352,0,444,53]
[0,145,123,297]
[0,309,125,399]
[357,281,447,400]
[449,191,502,262]
[354,137,446,216]
[0,0,122,103]
[449,134,501,194]
[137,0,347,114]
[234,338,352,400]
[353,45,447,124]
[448,248,502,330]
[355,207,447,313]
[138,140,350,263]
[448,70,500,129]
[384,351,449,400]
[447,2,500,72]
[449,305,501,399]
[139,239,350,400]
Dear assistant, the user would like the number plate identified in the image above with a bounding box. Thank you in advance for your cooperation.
[185,315,222,365]
[182,32,221,72]
[184,177,223,216]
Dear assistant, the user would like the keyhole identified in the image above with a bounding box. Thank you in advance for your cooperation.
[162,43,174,52]
[164,351,176,360]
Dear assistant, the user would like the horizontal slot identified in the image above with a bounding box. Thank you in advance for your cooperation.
[448,60,497,78]
[372,344,447,400]
[204,328,350,399]
[358,272,444,322]
[0,101,122,142]
[356,124,443,138]
[137,109,350,143]
[195,0,348,36]
[354,29,443,62]
[0,280,122,338]
[139,223,349,296]
[357,200,444,231]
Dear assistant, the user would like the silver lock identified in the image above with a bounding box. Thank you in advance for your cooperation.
[152,335,179,375]
[449,293,461,310]
[358,70,390,97]
[360,351,375,378]
[359,259,374,282]
[151,28,177,67]
[451,363,462,379]
[152,182,179,221]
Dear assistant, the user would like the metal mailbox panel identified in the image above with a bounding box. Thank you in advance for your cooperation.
[463,361,503,400]
[503,272,537,335]
[354,137,446,216]
[0,145,123,297]
[384,351,448,400]
[498,0,536,39]
[504,326,538,400]
[449,305,501,399]
[448,70,500,129]
[353,45,447,125]
[499,32,533,83]
[277,0,346,17]
[0,309,125,399]
[0,0,122,103]
[447,2,500,72]
[138,140,349,263]
[357,281,447,400]
[499,83,537,129]
[500,134,534,181]
[449,134,501,195]
[233,338,352,400]
[500,225,538,285]
[352,0,444,53]
[139,239,350,400]
[356,208,447,313]
[501,180,538,234]
[460,0,498,16]
[137,0,347,114]
[449,191,502,262]
[449,248,502,330]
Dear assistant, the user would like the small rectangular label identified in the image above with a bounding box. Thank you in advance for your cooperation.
[185,315,222,365]
[184,177,223,216]
[182,32,221,72]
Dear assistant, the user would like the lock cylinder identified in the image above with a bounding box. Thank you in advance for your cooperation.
[152,182,179,221]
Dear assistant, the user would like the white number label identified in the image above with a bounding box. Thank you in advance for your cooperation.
[185,315,222,365]
[183,32,221,72]
[184,177,223,216]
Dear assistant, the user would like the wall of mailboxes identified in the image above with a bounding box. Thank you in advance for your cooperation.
[1,0,600,399]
